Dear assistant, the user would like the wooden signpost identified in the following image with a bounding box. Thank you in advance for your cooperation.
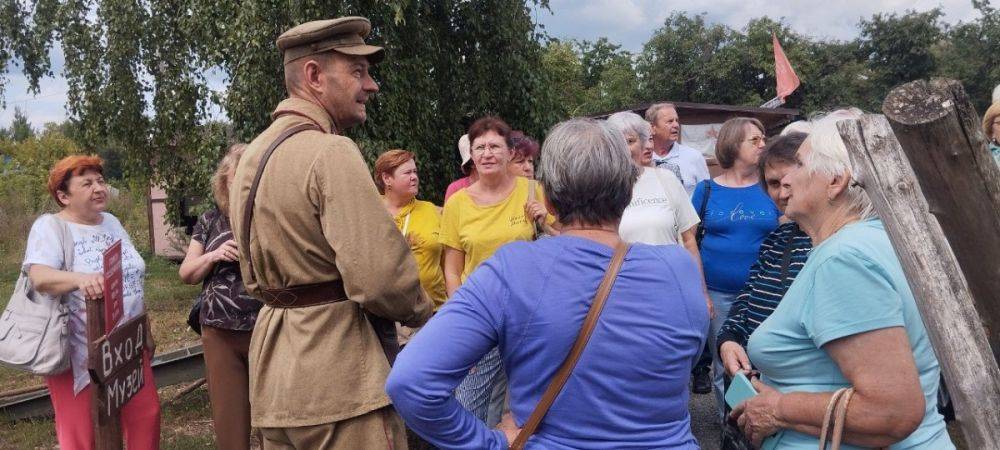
[837,83,1000,449]
[86,240,147,450]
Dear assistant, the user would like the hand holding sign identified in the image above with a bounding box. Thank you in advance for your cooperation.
[76,272,105,301]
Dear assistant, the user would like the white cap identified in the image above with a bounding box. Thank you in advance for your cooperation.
[458,134,471,167]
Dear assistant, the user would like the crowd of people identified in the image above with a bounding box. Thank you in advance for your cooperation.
[15,14,974,450]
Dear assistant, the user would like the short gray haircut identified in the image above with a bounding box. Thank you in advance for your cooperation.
[606,111,652,142]
[644,102,676,123]
[802,108,876,219]
[538,118,639,226]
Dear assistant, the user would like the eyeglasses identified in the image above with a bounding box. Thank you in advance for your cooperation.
[472,143,506,155]
[746,136,766,146]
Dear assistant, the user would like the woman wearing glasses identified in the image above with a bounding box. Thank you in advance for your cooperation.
[439,116,554,428]
[690,117,781,421]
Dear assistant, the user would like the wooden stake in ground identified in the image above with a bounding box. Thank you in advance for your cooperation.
[838,114,1000,450]
[881,78,1000,364]
[85,240,148,450]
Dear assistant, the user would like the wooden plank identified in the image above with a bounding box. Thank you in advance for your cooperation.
[88,313,147,384]
[96,354,144,419]
[85,297,122,450]
[881,79,1000,364]
[838,115,1000,449]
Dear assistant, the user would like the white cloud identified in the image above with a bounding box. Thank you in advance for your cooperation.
[537,0,981,52]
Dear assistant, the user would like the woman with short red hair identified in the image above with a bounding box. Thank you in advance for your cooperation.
[23,155,160,448]
[374,149,447,315]
[438,116,556,428]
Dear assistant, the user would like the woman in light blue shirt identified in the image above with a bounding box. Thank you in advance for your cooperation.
[731,111,953,449]
[387,119,708,449]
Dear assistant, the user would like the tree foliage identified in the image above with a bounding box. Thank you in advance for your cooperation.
[2,0,558,225]
[5,2,1000,227]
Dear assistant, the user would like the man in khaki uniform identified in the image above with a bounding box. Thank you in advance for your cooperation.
[230,16,433,449]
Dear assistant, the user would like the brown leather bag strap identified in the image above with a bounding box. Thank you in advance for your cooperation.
[819,387,857,450]
[510,242,630,450]
[241,123,321,283]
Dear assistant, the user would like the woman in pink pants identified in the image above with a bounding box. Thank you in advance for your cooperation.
[24,155,161,449]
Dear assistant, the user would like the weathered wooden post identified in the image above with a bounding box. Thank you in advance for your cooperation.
[882,79,1000,363]
[838,115,1000,449]
[85,240,148,450]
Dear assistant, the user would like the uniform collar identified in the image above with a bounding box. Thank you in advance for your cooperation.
[271,97,339,135]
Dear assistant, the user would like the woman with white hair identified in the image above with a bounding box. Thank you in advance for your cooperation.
[388,118,708,449]
[606,112,702,259]
[731,111,954,449]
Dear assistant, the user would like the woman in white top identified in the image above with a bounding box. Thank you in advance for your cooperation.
[607,113,701,252]
[24,155,160,449]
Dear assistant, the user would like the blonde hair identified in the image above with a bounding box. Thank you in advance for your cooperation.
[212,143,246,214]
[982,102,1000,145]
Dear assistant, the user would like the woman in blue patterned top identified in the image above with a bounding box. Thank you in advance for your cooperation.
[717,132,812,376]
[691,117,781,420]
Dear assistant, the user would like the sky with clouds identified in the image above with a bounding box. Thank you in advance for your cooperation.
[1,0,984,129]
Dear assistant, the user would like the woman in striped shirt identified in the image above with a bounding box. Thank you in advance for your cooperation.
[717,132,812,377]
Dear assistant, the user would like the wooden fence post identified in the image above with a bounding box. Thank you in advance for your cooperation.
[882,78,1000,364]
[838,115,1000,449]
[86,296,123,450]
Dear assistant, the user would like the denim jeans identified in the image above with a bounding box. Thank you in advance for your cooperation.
[454,347,507,428]
[707,289,738,422]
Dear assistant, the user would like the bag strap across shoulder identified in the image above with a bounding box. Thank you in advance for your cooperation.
[33,214,75,275]
[241,123,322,283]
[695,180,712,249]
[510,242,631,450]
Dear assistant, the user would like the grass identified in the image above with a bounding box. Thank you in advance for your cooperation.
[0,383,223,449]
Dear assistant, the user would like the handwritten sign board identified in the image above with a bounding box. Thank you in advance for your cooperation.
[102,240,123,330]
[88,313,146,419]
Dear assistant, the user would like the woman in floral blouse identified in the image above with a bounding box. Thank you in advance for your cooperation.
[179,144,261,450]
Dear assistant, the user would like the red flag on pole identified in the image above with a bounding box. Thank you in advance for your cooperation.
[773,32,800,100]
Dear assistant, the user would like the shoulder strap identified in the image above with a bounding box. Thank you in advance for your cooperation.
[46,214,75,272]
[241,123,322,283]
[651,167,672,196]
[695,180,712,249]
[510,242,630,450]
[527,179,542,239]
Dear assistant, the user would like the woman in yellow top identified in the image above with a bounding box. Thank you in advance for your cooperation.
[439,116,555,429]
[374,149,447,309]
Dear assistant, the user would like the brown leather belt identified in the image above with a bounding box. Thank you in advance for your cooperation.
[259,280,348,308]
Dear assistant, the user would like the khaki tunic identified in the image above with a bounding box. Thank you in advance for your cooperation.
[230,98,432,428]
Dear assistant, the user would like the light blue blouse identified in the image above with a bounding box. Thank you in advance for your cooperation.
[747,219,953,449]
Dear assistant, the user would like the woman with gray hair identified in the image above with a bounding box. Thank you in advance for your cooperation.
[606,112,701,256]
[388,118,708,449]
[731,111,954,449]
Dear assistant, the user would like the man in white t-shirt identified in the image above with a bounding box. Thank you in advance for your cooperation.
[646,102,710,196]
